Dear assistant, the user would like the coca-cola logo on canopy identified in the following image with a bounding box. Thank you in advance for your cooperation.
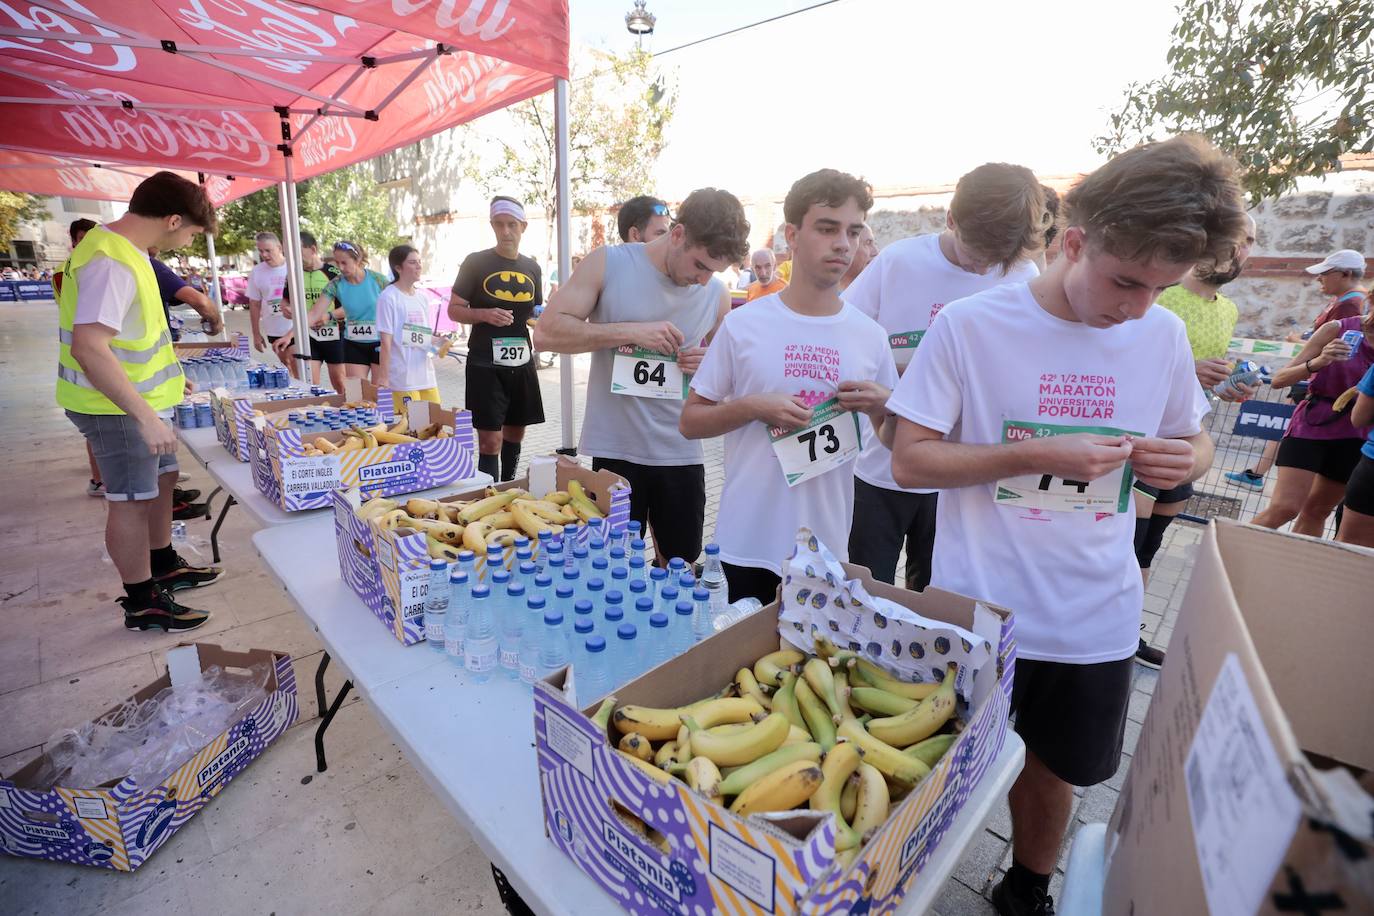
[174,0,361,75]
[0,0,137,71]
[292,110,357,168]
[348,0,516,42]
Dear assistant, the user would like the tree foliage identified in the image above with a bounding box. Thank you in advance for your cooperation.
[1096,0,1374,200]
[463,48,677,231]
[0,192,52,250]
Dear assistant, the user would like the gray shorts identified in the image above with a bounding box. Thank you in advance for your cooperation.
[67,410,179,501]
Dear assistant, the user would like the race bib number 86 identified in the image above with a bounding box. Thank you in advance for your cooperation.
[994,420,1141,514]
[769,397,861,487]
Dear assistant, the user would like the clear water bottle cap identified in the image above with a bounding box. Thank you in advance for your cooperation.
[587,577,605,592]
[538,530,552,542]
[573,546,588,558]
[591,538,606,551]
[705,543,720,555]
[458,549,475,562]
[556,585,574,599]
[520,561,538,577]
[562,567,580,581]
[680,574,698,589]
[544,611,563,627]
[471,584,490,598]
[650,613,669,629]
[528,595,546,610]
[517,547,533,560]
[617,623,637,640]
[574,599,593,615]
[630,556,645,568]
[587,636,606,653]
[605,590,624,605]
[628,521,642,534]
[514,536,530,549]
[675,601,693,616]
[635,597,654,613]
[693,587,710,601]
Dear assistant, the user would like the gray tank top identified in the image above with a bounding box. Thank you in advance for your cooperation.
[579,244,724,466]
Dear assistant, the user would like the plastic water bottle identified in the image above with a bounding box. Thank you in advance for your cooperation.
[678,572,697,596]
[463,585,496,683]
[672,601,695,655]
[573,598,595,629]
[657,585,679,622]
[1211,360,1270,399]
[569,617,596,682]
[456,549,477,587]
[571,545,590,578]
[487,570,513,677]
[555,584,575,623]
[691,586,712,642]
[649,566,667,597]
[535,530,553,573]
[700,544,729,619]
[608,545,626,567]
[602,602,624,643]
[590,556,609,581]
[627,520,643,545]
[515,547,534,579]
[585,576,605,609]
[588,536,607,566]
[713,596,764,632]
[560,566,582,609]
[668,556,687,577]
[538,611,570,681]
[579,636,610,702]
[425,558,449,652]
[610,566,629,591]
[531,572,554,609]
[614,623,640,689]
[586,517,605,548]
[445,569,470,664]
[629,538,647,571]
[646,613,672,669]
[518,595,548,689]
[634,595,655,629]
[517,560,537,587]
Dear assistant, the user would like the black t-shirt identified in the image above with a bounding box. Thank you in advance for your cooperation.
[452,249,542,367]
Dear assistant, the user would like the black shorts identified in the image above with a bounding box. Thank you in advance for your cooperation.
[1011,656,1134,786]
[721,562,781,606]
[267,334,286,346]
[307,335,345,365]
[1276,435,1363,483]
[465,362,544,430]
[591,458,706,564]
[343,339,381,366]
[848,480,937,590]
[1131,481,1193,504]
[1345,454,1374,516]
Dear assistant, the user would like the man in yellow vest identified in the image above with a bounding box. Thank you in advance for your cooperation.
[59,171,223,632]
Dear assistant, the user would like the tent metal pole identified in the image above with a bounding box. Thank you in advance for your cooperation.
[280,160,312,371]
[205,232,222,329]
[554,77,575,452]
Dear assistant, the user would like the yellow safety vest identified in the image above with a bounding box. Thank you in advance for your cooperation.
[56,227,183,415]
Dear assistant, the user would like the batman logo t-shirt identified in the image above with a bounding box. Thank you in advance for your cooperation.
[451,248,543,368]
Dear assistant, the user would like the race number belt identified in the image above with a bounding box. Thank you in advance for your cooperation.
[769,396,862,487]
[994,420,1141,514]
[493,336,530,367]
[310,322,340,342]
[610,346,687,400]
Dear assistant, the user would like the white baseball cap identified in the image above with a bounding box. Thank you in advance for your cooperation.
[1305,249,1367,274]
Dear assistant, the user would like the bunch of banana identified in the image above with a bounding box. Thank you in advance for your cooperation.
[589,641,965,860]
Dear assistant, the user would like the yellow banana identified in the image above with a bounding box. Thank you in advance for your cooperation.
[615,749,672,785]
[376,509,408,530]
[684,712,789,767]
[426,533,462,561]
[613,697,763,742]
[653,741,678,768]
[458,491,519,524]
[795,676,837,751]
[591,697,617,733]
[734,667,773,711]
[783,725,813,746]
[374,429,420,444]
[335,437,364,452]
[813,634,843,660]
[866,663,958,748]
[510,501,556,538]
[772,671,806,731]
[462,520,494,554]
[840,776,858,822]
[397,517,465,544]
[354,497,398,520]
[810,740,864,850]
[836,713,930,786]
[516,498,580,525]
[486,527,522,549]
[388,415,409,434]
[685,757,724,804]
[618,732,654,762]
[728,759,824,816]
[754,649,805,687]
[803,657,844,720]
[566,479,604,520]
[416,422,442,440]
[715,742,822,797]
[438,503,465,525]
[850,761,890,841]
[903,733,959,769]
[848,686,919,717]
[1333,385,1359,412]
[848,658,940,701]
[543,490,572,506]
[405,498,443,517]
[314,437,338,454]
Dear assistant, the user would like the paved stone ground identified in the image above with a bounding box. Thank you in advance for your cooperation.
[0,302,1194,914]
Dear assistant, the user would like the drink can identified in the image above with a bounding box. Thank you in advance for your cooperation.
[175,403,195,429]
[274,367,290,388]
[195,403,214,428]
[1340,329,1363,359]
[247,365,264,388]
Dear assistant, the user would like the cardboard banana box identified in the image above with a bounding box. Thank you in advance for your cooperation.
[332,456,633,645]
[0,644,297,872]
[172,332,249,361]
[211,378,397,463]
[533,564,1015,915]
[249,396,476,512]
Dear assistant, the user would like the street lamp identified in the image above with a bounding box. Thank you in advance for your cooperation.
[625,0,655,49]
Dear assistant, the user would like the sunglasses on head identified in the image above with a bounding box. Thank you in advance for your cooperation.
[334,242,358,253]
[651,204,672,218]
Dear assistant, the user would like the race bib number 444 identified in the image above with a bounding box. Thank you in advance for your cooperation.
[346,321,377,342]
[610,346,688,400]
[995,420,1142,514]
[769,397,862,487]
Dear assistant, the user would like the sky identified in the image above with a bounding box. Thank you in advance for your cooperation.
[566,0,1183,200]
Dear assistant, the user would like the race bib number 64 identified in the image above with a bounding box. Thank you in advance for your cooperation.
[610,346,688,400]
[769,397,862,487]
[994,420,1142,514]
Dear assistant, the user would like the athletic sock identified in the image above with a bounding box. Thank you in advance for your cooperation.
[477,452,500,480]
[150,544,178,577]
[1006,860,1051,898]
[123,578,158,607]
[500,440,522,482]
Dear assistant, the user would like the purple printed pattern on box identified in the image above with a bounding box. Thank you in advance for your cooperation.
[0,653,297,872]
[331,490,430,644]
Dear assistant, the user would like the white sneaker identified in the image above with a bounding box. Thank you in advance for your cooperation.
[178,472,190,483]
[87,479,106,497]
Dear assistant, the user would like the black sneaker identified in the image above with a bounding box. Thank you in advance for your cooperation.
[153,554,223,591]
[172,500,208,521]
[1135,637,1165,669]
[118,587,211,632]
[173,487,201,503]
[991,878,1055,916]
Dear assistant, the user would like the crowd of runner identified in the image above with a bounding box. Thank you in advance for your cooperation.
[53,134,1372,916]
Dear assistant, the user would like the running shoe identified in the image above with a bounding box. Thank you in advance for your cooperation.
[173,487,202,503]
[86,479,106,497]
[172,500,208,521]
[118,587,211,632]
[991,878,1056,916]
[1135,637,1165,669]
[1224,469,1265,490]
[154,554,223,591]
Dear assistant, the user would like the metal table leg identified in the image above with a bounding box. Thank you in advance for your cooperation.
[210,494,236,564]
[202,485,223,517]
[313,651,354,773]
[490,864,537,916]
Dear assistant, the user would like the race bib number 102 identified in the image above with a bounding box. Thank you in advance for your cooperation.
[769,396,862,487]
[994,420,1142,514]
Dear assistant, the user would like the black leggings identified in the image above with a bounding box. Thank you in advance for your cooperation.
[1133,512,1176,569]
[722,562,781,605]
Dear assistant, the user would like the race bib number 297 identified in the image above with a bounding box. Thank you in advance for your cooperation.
[994,420,1142,514]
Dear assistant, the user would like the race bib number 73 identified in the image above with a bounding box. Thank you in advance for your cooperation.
[994,420,1142,514]
[769,397,862,487]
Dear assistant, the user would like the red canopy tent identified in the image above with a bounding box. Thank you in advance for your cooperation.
[0,0,578,445]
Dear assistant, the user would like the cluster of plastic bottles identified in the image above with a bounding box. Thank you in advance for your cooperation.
[182,357,295,392]
[280,407,383,435]
[422,519,735,701]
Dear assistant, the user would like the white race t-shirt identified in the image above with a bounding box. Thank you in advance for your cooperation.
[73,254,143,340]
[376,285,438,392]
[691,294,898,574]
[247,261,291,337]
[886,282,1208,664]
[845,233,1039,493]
